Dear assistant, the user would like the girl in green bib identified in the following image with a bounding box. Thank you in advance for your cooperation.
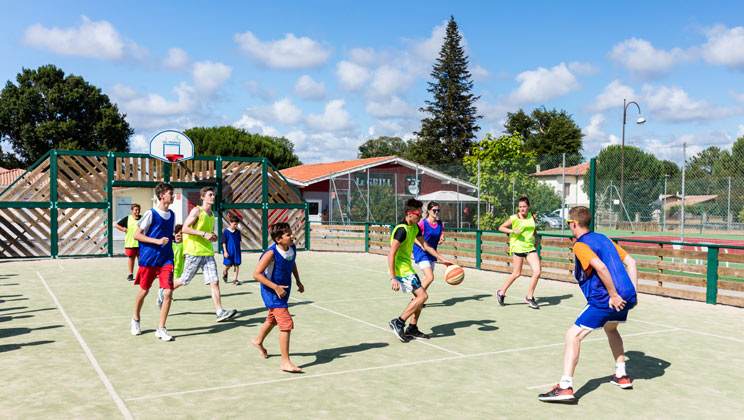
[495,195,542,309]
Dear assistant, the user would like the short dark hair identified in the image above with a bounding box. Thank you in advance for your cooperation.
[154,183,174,200]
[569,206,591,228]
[174,224,183,234]
[131,203,140,210]
[404,198,423,213]
[269,222,292,242]
[200,186,214,198]
[229,214,240,224]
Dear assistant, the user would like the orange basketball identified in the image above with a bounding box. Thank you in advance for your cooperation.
[444,264,464,285]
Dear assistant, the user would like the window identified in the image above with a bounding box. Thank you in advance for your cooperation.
[564,183,571,196]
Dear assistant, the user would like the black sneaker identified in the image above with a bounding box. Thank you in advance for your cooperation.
[233,279,242,285]
[388,319,410,342]
[538,384,575,402]
[222,273,228,283]
[127,273,134,282]
[525,296,540,309]
[405,325,430,339]
[496,290,505,306]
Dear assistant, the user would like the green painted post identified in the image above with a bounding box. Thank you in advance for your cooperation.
[216,157,223,249]
[261,159,269,250]
[304,202,310,251]
[107,152,114,257]
[536,233,542,259]
[706,247,719,305]
[475,230,482,270]
[365,223,370,253]
[50,150,58,258]
[589,158,596,232]
[164,160,171,183]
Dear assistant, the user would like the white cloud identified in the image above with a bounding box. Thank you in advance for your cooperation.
[192,61,232,96]
[642,131,734,163]
[411,21,448,62]
[738,125,744,137]
[23,15,145,61]
[115,82,200,117]
[643,84,739,122]
[734,91,744,103]
[568,61,598,75]
[348,48,378,66]
[700,25,744,69]
[244,80,277,102]
[370,65,415,98]
[471,64,491,81]
[476,100,511,127]
[233,31,331,69]
[588,80,638,112]
[508,62,580,104]
[306,99,356,132]
[581,114,622,156]
[233,115,281,137]
[293,132,361,163]
[286,130,307,150]
[608,38,689,78]
[336,61,371,92]
[130,134,149,153]
[162,48,190,70]
[246,97,303,126]
[365,96,418,119]
[293,75,326,100]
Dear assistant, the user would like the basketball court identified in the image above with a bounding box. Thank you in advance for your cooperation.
[2,251,742,419]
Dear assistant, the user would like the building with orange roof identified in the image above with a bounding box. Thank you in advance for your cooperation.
[531,162,591,211]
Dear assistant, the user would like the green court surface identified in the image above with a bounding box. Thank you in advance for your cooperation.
[2,252,743,419]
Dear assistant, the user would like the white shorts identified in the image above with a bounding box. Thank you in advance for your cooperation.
[179,255,219,285]
[417,260,436,271]
[394,273,422,294]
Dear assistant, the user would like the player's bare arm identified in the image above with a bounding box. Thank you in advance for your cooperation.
[589,257,626,311]
[114,224,127,233]
[293,264,304,293]
[253,250,287,298]
[181,207,217,241]
[416,235,452,265]
[623,254,639,289]
[388,239,401,291]
[133,227,168,246]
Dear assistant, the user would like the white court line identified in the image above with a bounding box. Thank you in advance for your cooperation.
[631,319,744,343]
[126,327,678,402]
[526,382,556,390]
[36,272,133,420]
[247,283,464,357]
[58,263,64,270]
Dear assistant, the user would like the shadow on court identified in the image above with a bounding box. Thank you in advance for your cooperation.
[0,297,28,304]
[429,319,499,338]
[175,291,252,302]
[426,294,491,308]
[1,307,56,317]
[535,294,573,307]
[296,342,389,369]
[572,350,671,402]
[0,340,56,353]
[0,315,33,323]
[168,314,266,338]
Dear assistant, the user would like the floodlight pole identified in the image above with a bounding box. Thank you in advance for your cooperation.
[621,98,644,223]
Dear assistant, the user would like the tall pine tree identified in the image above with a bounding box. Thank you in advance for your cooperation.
[412,16,481,166]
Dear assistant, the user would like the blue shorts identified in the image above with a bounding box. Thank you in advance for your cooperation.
[575,301,636,330]
[394,273,422,294]
[223,257,241,266]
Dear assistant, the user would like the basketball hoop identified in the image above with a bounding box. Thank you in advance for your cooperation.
[150,130,194,163]
[165,154,184,162]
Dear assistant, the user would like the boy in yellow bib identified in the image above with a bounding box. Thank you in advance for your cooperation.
[167,187,237,322]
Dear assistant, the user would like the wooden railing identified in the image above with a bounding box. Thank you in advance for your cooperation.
[310,222,744,308]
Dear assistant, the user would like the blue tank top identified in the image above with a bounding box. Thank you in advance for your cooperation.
[259,244,296,308]
[138,209,175,267]
[574,232,637,307]
[413,219,442,263]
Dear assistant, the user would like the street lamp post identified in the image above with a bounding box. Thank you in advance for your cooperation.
[620,98,645,223]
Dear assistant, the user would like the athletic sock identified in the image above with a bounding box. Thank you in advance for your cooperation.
[559,376,573,389]
[396,317,405,326]
[616,362,627,377]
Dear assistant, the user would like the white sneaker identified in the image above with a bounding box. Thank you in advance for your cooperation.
[157,288,165,309]
[155,326,173,341]
[216,309,237,322]
[130,318,141,336]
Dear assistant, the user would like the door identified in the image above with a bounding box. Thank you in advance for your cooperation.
[307,199,322,222]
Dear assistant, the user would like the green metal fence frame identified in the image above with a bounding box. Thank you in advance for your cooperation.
[0,150,309,259]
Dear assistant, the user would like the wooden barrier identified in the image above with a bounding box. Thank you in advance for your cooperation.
[308,223,744,308]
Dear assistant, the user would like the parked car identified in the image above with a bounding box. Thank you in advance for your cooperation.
[537,212,563,229]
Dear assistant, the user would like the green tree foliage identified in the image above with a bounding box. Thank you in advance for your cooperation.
[0,65,132,166]
[184,126,301,169]
[464,133,561,229]
[503,107,584,168]
[357,136,411,159]
[412,16,481,166]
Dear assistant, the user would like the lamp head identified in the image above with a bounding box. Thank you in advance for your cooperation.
[636,116,646,124]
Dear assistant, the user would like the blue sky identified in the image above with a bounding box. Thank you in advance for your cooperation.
[2,1,743,165]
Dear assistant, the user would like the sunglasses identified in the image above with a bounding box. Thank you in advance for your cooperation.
[431,209,440,213]
[565,219,578,226]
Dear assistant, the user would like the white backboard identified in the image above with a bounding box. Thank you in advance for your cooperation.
[149,130,194,162]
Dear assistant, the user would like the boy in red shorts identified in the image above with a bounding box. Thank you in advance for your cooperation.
[115,203,141,281]
[252,223,305,372]
[130,183,177,342]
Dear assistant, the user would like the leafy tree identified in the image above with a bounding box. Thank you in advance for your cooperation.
[0,65,132,166]
[357,136,411,159]
[464,133,560,229]
[686,146,722,180]
[412,16,481,166]
[503,106,583,168]
[184,126,301,169]
[0,147,23,169]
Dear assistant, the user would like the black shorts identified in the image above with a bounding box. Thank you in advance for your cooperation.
[513,250,537,258]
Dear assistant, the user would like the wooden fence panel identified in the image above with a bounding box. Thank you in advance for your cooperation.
[57,208,107,256]
[0,208,51,257]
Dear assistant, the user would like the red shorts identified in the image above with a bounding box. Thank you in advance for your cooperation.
[125,248,139,257]
[135,264,174,290]
[266,307,293,330]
